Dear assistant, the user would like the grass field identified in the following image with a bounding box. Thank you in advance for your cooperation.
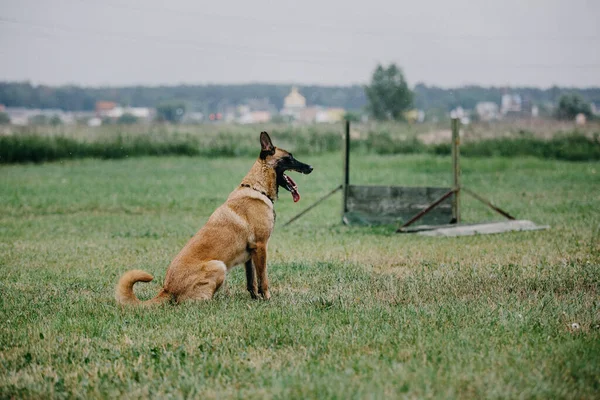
[1,149,599,398]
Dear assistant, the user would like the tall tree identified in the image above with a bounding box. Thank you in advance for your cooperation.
[156,102,186,123]
[555,93,592,120]
[365,64,413,121]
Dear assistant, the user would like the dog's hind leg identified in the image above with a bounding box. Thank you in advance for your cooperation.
[245,260,258,299]
[180,260,227,301]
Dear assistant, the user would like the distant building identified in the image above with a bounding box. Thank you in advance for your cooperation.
[4,107,29,125]
[224,106,237,123]
[96,101,123,119]
[237,105,251,116]
[475,102,500,121]
[575,113,587,126]
[244,98,277,114]
[238,111,271,124]
[299,107,320,123]
[126,107,151,119]
[251,111,271,123]
[292,107,346,124]
[4,107,73,125]
[95,101,118,116]
[281,87,307,121]
[276,87,348,124]
[183,112,204,123]
[95,101,152,122]
[501,93,522,115]
[450,107,470,125]
[284,86,306,109]
[87,117,102,127]
[324,108,345,123]
[106,107,125,119]
[531,105,539,118]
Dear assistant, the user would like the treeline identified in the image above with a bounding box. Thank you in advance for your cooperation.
[1,81,599,113]
[0,82,366,112]
[413,84,600,112]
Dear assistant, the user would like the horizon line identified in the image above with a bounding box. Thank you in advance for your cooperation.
[2,80,600,91]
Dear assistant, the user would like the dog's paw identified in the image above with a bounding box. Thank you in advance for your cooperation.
[261,290,271,300]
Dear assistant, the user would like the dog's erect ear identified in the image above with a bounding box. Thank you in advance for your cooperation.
[260,131,275,159]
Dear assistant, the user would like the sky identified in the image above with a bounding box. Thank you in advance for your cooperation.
[0,0,599,88]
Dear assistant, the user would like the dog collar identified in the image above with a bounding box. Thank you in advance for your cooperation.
[240,184,274,204]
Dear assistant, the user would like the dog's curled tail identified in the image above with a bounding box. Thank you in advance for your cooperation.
[115,270,171,306]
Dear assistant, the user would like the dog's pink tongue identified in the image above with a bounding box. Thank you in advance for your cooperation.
[292,189,300,203]
[285,175,301,203]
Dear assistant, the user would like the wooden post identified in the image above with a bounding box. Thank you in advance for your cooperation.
[451,118,461,223]
[341,120,350,223]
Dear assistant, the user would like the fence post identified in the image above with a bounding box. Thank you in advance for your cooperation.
[451,117,461,223]
[341,120,350,223]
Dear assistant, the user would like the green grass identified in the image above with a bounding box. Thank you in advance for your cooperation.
[1,152,599,398]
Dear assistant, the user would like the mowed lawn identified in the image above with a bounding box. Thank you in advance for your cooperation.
[1,151,599,399]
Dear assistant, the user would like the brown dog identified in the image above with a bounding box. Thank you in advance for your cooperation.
[115,132,313,305]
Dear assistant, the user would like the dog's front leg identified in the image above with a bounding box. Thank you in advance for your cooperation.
[252,243,270,300]
[245,260,258,299]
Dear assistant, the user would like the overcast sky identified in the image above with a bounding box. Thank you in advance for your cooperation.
[1,0,599,88]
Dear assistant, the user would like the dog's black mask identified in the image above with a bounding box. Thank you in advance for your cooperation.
[275,153,313,202]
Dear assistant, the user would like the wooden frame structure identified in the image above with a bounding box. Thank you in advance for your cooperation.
[284,119,518,231]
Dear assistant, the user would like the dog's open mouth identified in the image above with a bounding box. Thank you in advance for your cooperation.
[283,174,300,202]
[276,159,312,203]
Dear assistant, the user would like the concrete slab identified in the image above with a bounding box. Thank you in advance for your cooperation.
[413,220,549,237]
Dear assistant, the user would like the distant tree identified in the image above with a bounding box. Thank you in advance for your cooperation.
[117,113,138,124]
[50,115,62,126]
[0,112,9,124]
[343,111,361,122]
[156,102,186,123]
[365,64,413,121]
[555,93,592,120]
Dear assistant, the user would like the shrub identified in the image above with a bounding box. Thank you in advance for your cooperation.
[1,129,598,164]
[0,134,200,164]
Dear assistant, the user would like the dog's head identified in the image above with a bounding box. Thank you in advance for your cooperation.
[259,131,313,202]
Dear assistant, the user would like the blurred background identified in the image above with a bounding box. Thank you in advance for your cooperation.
[0,0,599,163]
